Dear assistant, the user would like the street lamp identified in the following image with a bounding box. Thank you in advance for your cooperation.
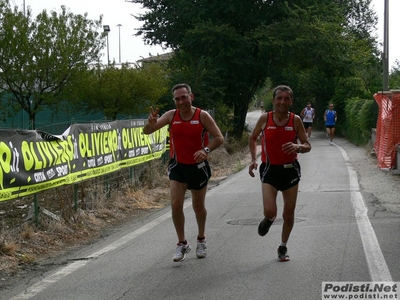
[103,25,110,65]
[117,24,122,64]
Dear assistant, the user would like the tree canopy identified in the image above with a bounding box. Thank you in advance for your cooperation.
[389,60,400,89]
[0,2,104,129]
[66,63,169,120]
[131,0,381,138]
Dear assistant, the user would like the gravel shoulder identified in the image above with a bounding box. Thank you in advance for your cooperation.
[323,133,400,215]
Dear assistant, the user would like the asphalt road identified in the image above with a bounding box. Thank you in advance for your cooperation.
[2,111,399,300]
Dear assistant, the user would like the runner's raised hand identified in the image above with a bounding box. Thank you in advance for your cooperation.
[148,106,159,126]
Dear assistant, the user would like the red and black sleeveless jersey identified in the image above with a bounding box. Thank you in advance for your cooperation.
[261,111,298,165]
[169,108,209,164]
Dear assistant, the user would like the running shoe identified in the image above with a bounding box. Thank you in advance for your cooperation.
[258,218,274,236]
[173,243,191,262]
[277,245,290,262]
[196,239,207,258]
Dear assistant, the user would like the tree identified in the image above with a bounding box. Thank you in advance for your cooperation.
[389,60,400,89]
[130,0,380,138]
[250,1,381,129]
[0,2,104,129]
[67,63,169,120]
[131,0,274,137]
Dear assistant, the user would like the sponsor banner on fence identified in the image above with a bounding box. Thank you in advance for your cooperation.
[322,282,399,299]
[0,119,168,201]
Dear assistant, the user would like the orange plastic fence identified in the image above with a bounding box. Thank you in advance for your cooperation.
[373,90,400,169]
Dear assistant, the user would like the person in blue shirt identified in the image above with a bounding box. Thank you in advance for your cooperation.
[324,103,337,145]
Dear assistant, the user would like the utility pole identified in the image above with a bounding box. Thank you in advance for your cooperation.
[383,0,389,91]
[117,24,122,64]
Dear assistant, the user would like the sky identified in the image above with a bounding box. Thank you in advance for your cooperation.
[17,0,170,64]
[12,0,400,68]
[372,0,399,69]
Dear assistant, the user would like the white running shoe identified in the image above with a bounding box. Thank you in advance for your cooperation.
[173,243,191,262]
[196,240,207,258]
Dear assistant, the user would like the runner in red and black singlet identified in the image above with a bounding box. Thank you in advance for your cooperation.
[248,85,311,262]
[259,111,301,192]
[143,83,224,263]
[169,107,209,165]
[261,111,298,165]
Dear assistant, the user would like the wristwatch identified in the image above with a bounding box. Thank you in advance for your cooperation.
[297,145,302,153]
[203,147,211,154]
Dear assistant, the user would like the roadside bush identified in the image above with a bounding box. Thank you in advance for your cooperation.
[344,97,376,145]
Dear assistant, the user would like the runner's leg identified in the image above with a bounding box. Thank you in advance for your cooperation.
[281,184,299,243]
[170,180,188,242]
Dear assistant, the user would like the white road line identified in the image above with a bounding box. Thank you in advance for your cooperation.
[336,144,392,282]
[9,203,191,300]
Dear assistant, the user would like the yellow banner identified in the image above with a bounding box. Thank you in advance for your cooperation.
[0,120,168,201]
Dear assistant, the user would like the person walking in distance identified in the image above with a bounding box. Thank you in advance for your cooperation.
[324,103,337,145]
[143,83,224,262]
[248,85,311,262]
[300,101,315,139]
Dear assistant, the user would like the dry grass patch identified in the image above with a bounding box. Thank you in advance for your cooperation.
[1,240,18,256]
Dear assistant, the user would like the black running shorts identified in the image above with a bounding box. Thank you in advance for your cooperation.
[168,159,211,190]
[259,160,301,191]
